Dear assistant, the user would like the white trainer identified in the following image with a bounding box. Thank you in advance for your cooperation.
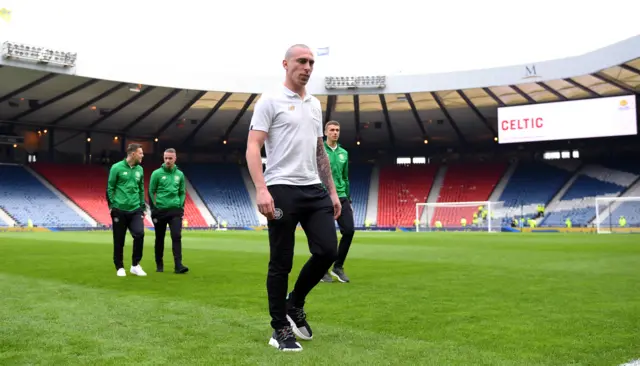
[130,265,147,276]
[116,268,126,277]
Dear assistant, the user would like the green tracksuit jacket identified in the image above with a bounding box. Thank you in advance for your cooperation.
[148,164,185,210]
[106,159,145,212]
[324,141,350,199]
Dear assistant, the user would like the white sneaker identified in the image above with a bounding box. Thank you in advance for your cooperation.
[116,268,126,277]
[130,265,147,276]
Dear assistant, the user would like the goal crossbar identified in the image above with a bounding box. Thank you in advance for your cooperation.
[415,201,497,232]
[594,196,640,234]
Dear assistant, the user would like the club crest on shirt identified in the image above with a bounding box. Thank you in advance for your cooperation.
[274,208,283,220]
[288,105,295,111]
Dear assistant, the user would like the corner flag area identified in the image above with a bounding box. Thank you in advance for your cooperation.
[1,230,637,365]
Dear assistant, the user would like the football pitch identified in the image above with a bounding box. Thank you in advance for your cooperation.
[1,230,638,365]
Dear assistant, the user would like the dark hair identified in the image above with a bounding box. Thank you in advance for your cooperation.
[164,148,176,154]
[126,143,142,155]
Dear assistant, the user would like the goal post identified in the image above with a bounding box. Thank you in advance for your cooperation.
[415,201,497,232]
[594,196,639,234]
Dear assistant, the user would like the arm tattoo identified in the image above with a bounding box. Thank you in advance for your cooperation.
[317,138,336,194]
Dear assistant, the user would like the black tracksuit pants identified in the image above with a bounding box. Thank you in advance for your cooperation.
[111,208,145,269]
[334,197,355,269]
[266,184,338,330]
[152,208,184,267]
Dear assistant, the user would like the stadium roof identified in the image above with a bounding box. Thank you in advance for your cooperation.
[0,36,638,148]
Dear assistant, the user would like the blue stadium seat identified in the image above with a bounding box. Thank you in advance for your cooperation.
[560,175,624,201]
[348,164,372,227]
[608,201,640,226]
[182,164,259,227]
[0,165,89,227]
[499,162,571,208]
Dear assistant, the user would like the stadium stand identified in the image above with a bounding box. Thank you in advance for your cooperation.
[33,162,207,228]
[377,164,439,227]
[495,161,575,224]
[348,164,373,227]
[182,163,259,227]
[540,162,640,227]
[432,163,507,227]
[0,164,89,227]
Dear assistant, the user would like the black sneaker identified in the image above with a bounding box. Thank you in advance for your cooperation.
[268,326,302,352]
[174,264,189,274]
[330,267,350,283]
[320,272,333,283]
[286,297,313,340]
[156,261,163,272]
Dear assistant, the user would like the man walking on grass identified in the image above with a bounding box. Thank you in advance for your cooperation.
[106,143,147,277]
[321,120,355,283]
[149,148,189,274]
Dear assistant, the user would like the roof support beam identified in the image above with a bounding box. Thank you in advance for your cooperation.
[431,92,466,144]
[537,82,568,101]
[324,95,336,123]
[619,63,640,76]
[10,79,99,120]
[405,93,430,141]
[54,87,156,147]
[457,90,496,135]
[155,91,207,137]
[48,83,126,126]
[0,74,57,104]
[122,89,181,132]
[592,73,637,94]
[353,95,361,141]
[223,94,258,140]
[564,78,601,97]
[378,94,396,147]
[509,85,536,103]
[482,87,506,107]
[181,92,232,145]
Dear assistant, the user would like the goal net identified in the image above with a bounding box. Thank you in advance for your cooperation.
[415,201,497,232]
[594,196,640,234]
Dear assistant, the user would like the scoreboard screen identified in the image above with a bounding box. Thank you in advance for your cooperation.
[497,95,637,144]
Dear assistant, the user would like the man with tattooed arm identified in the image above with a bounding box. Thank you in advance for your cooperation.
[245,44,342,352]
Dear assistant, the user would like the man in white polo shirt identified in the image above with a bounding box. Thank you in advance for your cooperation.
[246,43,342,352]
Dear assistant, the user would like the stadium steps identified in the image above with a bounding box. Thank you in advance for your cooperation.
[349,164,373,227]
[26,164,98,227]
[488,161,517,203]
[31,163,115,226]
[538,162,585,224]
[589,175,640,226]
[365,165,380,225]
[184,176,217,227]
[431,163,507,227]
[0,206,16,226]
[420,165,447,225]
[240,166,266,226]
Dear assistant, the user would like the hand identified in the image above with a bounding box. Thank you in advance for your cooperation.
[331,193,342,220]
[256,187,276,220]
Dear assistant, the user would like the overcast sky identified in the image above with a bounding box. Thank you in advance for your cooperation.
[0,0,638,77]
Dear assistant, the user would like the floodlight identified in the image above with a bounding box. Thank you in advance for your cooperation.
[1,41,77,67]
[324,75,386,90]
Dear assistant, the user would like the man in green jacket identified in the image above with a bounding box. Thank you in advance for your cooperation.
[321,121,355,283]
[106,143,147,277]
[148,148,189,274]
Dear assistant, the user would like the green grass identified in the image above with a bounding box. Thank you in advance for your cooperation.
[0,230,638,365]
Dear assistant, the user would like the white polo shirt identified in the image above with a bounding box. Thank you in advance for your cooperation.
[249,85,323,186]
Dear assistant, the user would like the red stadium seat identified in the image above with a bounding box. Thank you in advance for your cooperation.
[432,163,507,226]
[32,163,207,228]
[377,164,439,227]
